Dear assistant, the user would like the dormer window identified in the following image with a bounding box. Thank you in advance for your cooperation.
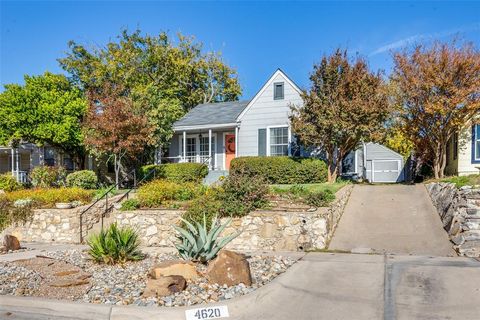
[274,82,284,100]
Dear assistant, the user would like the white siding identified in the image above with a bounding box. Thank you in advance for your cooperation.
[456,125,480,176]
[238,72,303,156]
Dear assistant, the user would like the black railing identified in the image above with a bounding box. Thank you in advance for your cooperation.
[79,168,157,243]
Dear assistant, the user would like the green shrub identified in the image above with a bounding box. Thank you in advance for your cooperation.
[5,188,94,208]
[216,174,269,217]
[87,223,144,265]
[139,163,208,183]
[66,170,98,189]
[304,189,336,207]
[137,179,200,208]
[0,196,34,232]
[120,199,140,211]
[182,192,222,228]
[0,174,23,192]
[174,213,240,262]
[30,166,67,188]
[230,157,327,184]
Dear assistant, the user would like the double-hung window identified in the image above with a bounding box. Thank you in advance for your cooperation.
[269,127,289,156]
[273,82,284,100]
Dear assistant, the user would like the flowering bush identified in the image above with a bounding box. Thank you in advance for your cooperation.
[0,174,23,192]
[30,166,67,188]
[5,188,94,208]
[137,179,202,208]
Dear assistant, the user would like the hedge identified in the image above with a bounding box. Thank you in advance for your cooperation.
[230,156,328,184]
[66,170,98,189]
[139,163,208,183]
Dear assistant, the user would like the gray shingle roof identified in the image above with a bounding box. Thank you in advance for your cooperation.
[173,100,250,128]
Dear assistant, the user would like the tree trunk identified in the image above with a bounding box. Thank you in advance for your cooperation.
[114,154,120,190]
[432,142,447,179]
[326,150,338,183]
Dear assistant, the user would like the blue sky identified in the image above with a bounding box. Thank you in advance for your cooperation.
[1,1,479,98]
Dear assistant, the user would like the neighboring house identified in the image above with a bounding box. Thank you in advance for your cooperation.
[0,142,86,183]
[343,143,406,183]
[445,121,480,176]
[166,69,303,170]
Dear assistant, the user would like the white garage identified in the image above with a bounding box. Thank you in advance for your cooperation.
[343,143,405,183]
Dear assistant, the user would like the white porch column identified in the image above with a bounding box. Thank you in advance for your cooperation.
[11,148,15,177]
[15,148,19,181]
[235,126,239,157]
[208,129,212,169]
[183,131,187,162]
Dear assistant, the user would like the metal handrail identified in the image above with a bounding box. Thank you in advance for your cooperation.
[79,169,135,243]
[79,167,158,243]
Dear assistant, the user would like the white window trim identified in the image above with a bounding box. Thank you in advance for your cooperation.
[266,125,291,157]
[178,133,217,166]
[475,125,480,161]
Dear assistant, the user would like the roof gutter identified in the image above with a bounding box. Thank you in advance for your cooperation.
[173,122,239,132]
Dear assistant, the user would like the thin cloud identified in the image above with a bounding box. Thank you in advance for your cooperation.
[370,23,480,56]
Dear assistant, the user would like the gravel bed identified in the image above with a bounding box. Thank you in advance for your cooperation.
[0,249,296,307]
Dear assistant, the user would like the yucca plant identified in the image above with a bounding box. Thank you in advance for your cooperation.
[87,223,144,265]
[173,214,240,262]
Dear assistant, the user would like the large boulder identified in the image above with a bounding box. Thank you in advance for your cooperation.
[4,235,21,251]
[150,260,199,280]
[143,275,186,298]
[206,250,252,286]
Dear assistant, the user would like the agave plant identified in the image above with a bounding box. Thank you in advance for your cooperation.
[173,214,240,262]
[87,223,144,265]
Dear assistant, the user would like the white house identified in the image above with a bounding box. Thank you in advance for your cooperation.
[445,121,480,176]
[166,69,303,170]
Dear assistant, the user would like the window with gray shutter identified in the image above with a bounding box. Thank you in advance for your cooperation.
[274,82,284,100]
[258,129,266,156]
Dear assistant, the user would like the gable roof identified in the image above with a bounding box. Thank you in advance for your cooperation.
[173,100,250,130]
[237,68,302,121]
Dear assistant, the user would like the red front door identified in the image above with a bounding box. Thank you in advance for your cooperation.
[225,134,236,169]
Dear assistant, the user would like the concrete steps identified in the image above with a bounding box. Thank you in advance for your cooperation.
[203,170,229,185]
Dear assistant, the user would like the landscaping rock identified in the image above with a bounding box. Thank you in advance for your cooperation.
[150,260,199,280]
[49,278,90,287]
[206,250,252,286]
[4,235,21,251]
[143,275,186,298]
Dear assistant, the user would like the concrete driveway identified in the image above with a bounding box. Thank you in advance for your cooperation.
[2,253,480,320]
[329,184,455,256]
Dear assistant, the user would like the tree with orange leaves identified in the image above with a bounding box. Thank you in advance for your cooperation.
[84,83,155,187]
[392,40,480,178]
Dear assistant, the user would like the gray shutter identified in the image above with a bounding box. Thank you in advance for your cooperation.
[258,129,266,156]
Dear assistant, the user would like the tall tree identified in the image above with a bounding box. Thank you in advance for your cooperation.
[84,83,155,188]
[59,29,242,156]
[0,72,87,163]
[290,49,389,182]
[392,40,480,178]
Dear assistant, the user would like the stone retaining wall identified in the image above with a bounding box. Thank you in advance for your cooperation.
[0,196,121,243]
[426,182,480,257]
[2,185,353,252]
[116,185,353,252]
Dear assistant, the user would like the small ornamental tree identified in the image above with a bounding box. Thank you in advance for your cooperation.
[290,49,390,182]
[392,41,480,178]
[84,83,155,187]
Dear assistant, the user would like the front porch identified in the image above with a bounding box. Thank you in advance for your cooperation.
[166,125,238,171]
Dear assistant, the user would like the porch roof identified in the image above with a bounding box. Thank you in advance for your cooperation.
[173,100,249,131]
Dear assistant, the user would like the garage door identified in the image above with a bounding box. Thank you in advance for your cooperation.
[372,160,401,183]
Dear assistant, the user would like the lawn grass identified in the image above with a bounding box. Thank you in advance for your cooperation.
[270,181,350,194]
[430,174,480,188]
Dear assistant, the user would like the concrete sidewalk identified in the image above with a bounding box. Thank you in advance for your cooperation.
[329,184,455,256]
[1,253,479,320]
